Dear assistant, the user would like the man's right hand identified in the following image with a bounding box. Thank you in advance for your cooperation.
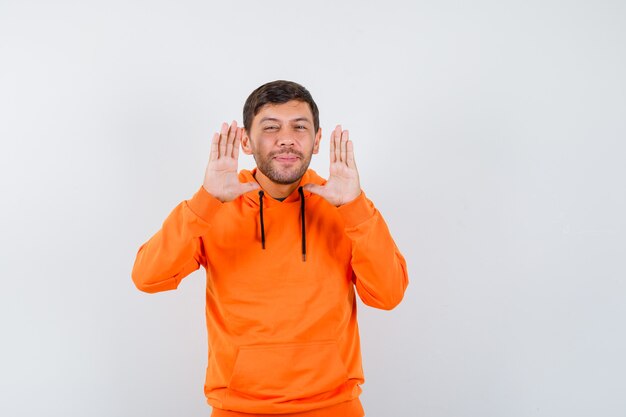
[203,121,260,202]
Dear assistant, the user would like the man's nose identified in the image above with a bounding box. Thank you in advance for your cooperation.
[277,133,295,147]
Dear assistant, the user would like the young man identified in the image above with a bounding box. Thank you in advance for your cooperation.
[132,80,408,417]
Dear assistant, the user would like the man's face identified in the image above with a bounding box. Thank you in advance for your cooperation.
[242,100,321,185]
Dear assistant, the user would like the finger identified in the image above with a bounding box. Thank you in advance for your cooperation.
[346,139,357,169]
[340,129,349,164]
[219,122,229,158]
[303,183,324,197]
[333,125,342,163]
[226,120,237,157]
[210,132,219,162]
[233,128,242,159]
[304,183,338,206]
[329,128,336,163]
[239,181,260,194]
[226,121,238,158]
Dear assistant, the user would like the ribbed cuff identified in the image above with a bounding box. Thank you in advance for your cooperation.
[337,191,375,228]
[186,186,224,223]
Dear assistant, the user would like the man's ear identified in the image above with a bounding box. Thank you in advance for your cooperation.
[312,127,322,154]
[241,130,253,155]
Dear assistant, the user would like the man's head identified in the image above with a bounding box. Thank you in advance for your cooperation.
[242,80,322,185]
[243,80,319,133]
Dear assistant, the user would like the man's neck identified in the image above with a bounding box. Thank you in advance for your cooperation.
[253,170,301,200]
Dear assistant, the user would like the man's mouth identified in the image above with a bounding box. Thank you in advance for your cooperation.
[273,154,300,163]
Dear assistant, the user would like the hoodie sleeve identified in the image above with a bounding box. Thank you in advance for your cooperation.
[337,192,409,310]
[131,186,223,293]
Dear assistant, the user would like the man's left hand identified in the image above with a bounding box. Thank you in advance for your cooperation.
[304,125,361,206]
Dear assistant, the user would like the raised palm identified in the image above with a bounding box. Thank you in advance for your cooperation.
[203,121,259,202]
[304,125,361,206]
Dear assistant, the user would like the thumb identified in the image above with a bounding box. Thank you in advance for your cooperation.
[239,181,261,194]
[303,183,325,196]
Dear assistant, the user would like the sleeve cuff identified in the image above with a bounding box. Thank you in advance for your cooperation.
[337,191,376,228]
[185,186,224,223]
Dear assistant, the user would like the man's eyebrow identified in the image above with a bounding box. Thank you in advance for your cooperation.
[259,117,280,123]
[259,116,312,123]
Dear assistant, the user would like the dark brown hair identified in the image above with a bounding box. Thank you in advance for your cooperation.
[243,80,320,133]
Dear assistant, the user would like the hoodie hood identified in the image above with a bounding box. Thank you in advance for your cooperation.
[238,168,326,207]
[237,168,327,261]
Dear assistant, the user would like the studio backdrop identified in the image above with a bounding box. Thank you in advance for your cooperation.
[1,1,625,416]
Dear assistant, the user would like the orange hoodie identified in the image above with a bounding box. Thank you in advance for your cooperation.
[132,169,408,416]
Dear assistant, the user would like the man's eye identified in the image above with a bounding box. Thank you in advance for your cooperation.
[264,126,279,131]
[295,125,306,130]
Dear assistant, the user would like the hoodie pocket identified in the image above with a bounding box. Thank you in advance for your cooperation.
[228,340,348,400]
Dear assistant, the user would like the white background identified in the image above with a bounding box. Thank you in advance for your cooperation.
[1,1,625,416]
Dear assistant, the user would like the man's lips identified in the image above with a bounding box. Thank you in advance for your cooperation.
[273,154,300,162]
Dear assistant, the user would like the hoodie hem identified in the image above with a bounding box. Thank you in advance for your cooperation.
[210,398,364,417]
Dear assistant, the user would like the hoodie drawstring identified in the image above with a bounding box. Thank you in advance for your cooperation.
[258,190,266,249]
[257,187,306,262]
[298,186,307,262]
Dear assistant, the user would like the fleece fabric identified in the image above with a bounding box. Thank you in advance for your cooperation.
[132,168,409,415]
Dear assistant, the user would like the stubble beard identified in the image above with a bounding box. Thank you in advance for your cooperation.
[254,149,312,185]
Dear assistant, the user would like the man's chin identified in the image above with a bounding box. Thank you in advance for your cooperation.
[264,164,309,185]
[269,173,304,185]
